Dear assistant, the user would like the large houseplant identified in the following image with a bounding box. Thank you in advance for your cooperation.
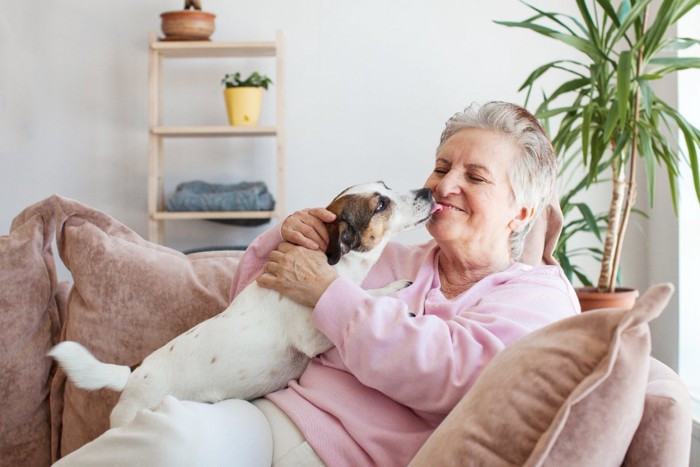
[497,0,700,305]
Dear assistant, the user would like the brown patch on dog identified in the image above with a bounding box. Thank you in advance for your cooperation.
[210,356,217,364]
[324,192,393,264]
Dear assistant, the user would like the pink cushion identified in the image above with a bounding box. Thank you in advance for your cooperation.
[0,204,62,466]
[409,284,689,466]
[624,358,692,465]
[2,195,243,461]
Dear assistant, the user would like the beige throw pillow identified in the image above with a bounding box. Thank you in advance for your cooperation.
[0,205,62,466]
[409,284,676,467]
[6,195,243,460]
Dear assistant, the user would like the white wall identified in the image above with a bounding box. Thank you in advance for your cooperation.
[1,0,584,251]
[0,1,686,365]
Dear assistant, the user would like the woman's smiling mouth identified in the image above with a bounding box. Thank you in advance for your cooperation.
[436,202,465,212]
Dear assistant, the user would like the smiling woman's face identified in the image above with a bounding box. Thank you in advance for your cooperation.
[424,127,529,256]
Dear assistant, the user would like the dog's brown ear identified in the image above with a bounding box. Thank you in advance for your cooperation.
[326,219,359,265]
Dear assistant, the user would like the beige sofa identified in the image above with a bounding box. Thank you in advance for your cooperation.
[0,195,692,466]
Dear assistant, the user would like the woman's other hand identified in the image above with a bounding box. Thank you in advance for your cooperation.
[281,208,336,251]
[257,242,338,307]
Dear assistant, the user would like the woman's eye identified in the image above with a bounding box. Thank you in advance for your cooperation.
[469,175,485,183]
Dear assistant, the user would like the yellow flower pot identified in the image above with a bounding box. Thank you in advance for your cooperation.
[224,87,263,126]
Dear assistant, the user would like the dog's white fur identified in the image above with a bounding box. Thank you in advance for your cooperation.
[49,182,435,427]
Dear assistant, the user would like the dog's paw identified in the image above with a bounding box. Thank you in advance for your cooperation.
[367,280,413,297]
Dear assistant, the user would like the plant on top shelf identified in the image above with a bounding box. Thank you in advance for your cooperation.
[221,72,274,126]
[221,72,273,90]
[160,0,215,41]
[497,0,700,299]
[184,0,202,10]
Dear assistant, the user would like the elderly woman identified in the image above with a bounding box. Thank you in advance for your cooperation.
[55,102,579,467]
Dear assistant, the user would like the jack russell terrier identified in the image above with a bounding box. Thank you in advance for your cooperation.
[49,181,438,427]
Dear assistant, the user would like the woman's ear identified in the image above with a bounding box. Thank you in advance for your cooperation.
[508,207,535,233]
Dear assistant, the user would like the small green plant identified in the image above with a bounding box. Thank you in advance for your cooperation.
[221,72,273,90]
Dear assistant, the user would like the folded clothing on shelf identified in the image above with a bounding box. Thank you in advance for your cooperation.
[166,180,275,226]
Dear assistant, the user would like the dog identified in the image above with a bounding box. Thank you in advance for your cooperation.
[49,181,436,427]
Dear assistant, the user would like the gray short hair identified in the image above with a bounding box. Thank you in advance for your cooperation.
[437,101,557,261]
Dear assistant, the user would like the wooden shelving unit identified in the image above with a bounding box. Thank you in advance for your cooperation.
[147,31,285,244]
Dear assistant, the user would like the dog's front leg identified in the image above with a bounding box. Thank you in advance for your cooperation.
[367,280,412,297]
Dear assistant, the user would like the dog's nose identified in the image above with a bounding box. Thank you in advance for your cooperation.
[414,188,433,201]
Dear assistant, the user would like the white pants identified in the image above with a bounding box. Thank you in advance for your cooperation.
[53,396,325,467]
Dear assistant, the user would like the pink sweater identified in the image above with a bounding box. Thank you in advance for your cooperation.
[229,224,580,467]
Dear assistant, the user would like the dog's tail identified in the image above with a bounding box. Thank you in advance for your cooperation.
[48,341,131,392]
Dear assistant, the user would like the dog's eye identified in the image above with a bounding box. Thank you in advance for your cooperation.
[375,196,389,213]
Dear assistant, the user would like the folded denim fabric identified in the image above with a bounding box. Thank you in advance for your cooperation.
[166,180,275,226]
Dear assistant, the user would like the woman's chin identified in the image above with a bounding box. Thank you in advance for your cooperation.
[427,220,460,242]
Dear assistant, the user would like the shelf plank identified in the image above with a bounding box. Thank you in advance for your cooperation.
[151,126,277,137]
[152,211,276,220]
[151,40,276,58]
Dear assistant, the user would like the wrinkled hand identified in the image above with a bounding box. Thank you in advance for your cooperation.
[281,208,336,251]
[257,242,339,308]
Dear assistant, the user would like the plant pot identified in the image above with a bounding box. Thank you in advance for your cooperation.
[160,11,215,41]
[575,287,639,312]
[224,87,264,126]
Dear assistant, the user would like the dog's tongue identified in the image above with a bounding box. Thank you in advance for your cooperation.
[431,204,443,213]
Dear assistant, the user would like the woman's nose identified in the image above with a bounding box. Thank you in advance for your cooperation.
[434,171,461,197]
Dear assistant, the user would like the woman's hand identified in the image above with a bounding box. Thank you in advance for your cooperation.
[281,208,336,251]
[257,242,339,308]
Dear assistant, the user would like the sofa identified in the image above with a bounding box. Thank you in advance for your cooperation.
[0,195,693,466]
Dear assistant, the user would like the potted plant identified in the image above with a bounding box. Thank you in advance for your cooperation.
[221,72,273,126]
[497,0,700,309]
[160,0,215,41]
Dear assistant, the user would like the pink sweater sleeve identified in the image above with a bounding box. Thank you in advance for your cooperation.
[228,223,284,301]
[312,263,578,415]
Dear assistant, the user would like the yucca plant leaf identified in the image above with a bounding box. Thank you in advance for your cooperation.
[611,0,653,46]
[519,1,585,37]
[518,60,587,91]
[648,56,700,75]
[638,125,656,207]
[639,79,653,115]
[548,77,591,102]
[617,50,633,124]
[575,202,603,240]
[658,103,700,201]
[595,0,622,27]
[672,0,700,23]
[666,160,680,213]
[602,99,620,142]
[660,36,700,51]
[535,105,581,119]
[496,20,603,60]
[643,0,683,56]
[616,0,632,22]
[576,0,601,46]
[573,268,593,287]
[581,102,593,163]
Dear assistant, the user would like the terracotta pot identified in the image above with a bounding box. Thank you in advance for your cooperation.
[160,11,216,41]
[575,286,639,312]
